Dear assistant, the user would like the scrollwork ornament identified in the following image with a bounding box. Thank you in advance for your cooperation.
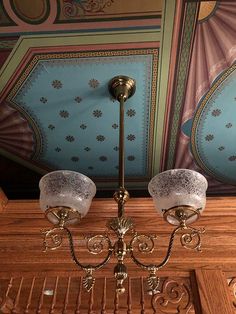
[227,277,236,308]
[41,227,64,252]
[180,227,205,251]
[79,0,114,13]
[151,279,194,313]
[86,234,110,255]
[62,3,79,17]
[131,234,157,254]
[62,0,115,17]
[83,271,95,292]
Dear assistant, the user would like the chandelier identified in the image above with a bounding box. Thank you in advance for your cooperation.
[40,76,207,294]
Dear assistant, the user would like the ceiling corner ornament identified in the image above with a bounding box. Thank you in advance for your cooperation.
[191,63,236,185]
[40,76,208,294]
[62,0,115,17]
[0,102,35,159]
[198,1,217,22]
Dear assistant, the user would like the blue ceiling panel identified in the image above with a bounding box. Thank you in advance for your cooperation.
[12,53,155,178]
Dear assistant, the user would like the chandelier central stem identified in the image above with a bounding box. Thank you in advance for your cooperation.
[108,76,136,218]
[119,95,125,190]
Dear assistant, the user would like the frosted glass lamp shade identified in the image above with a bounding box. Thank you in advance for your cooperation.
[39,170,96,224]
[148,169,208,225]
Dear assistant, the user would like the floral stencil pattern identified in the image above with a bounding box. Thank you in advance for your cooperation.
[59,110,69,118]
[229,156,236,161]
[96,135,105,142]
[205,134,214,141]
[71,156,79,162]
[127,155,135,161]
[89,79,99,88]
[52,80,62,89]
[127,134,136,141]
[48,124,55,130]
[93,110,102,118]
[80,124,87,129]
[40,97,47,103]
[66,135,75,142]
[99,156,107,161]
[211,109,221,117]
[74,96,82,103]
[126,109,136,117]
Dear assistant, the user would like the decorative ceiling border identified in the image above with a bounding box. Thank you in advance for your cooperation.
[0,31,159,95]
[163,0,200,170]
[0,0,161,34]
[151,0,177,176]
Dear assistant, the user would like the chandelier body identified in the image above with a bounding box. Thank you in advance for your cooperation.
[40,76,207,294]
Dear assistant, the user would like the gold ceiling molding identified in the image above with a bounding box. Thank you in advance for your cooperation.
[198,1,217,21]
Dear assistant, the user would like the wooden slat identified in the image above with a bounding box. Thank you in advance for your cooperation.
[62,277,71,314]
[127,277,132,313]
[24,276,35,313]
[88,286,94,314]
[114,291,119,314]
[75,277,82,314]
[101,277,106,314]
[140,277,145,314]
[195,269,235,314]
[12,277,23,313]
[49,276,59,314]
[0,187,8,212]
[36,277,46,313]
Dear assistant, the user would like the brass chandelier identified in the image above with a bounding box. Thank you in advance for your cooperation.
[40,76,207,294]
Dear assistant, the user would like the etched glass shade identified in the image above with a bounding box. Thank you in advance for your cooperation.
[148,169,208,225]
[39,170,96,222]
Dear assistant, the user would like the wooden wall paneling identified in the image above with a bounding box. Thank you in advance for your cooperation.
[194,269,235,314]
[0,197,236,311]
[1,197,236,274]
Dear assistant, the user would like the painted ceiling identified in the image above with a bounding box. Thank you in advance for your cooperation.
[0,0,236,198]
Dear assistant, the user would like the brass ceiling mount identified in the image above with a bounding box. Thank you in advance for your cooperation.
[108,75,136,101]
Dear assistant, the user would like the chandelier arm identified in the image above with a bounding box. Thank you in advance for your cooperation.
[129,226,182,271]
[64,227,114,271]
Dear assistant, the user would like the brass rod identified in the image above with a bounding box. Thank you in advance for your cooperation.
[119,95,125,190]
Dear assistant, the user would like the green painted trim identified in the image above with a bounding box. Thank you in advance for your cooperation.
[166,2,198,170]
[0,30,160,93]
[151,0,176,176]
